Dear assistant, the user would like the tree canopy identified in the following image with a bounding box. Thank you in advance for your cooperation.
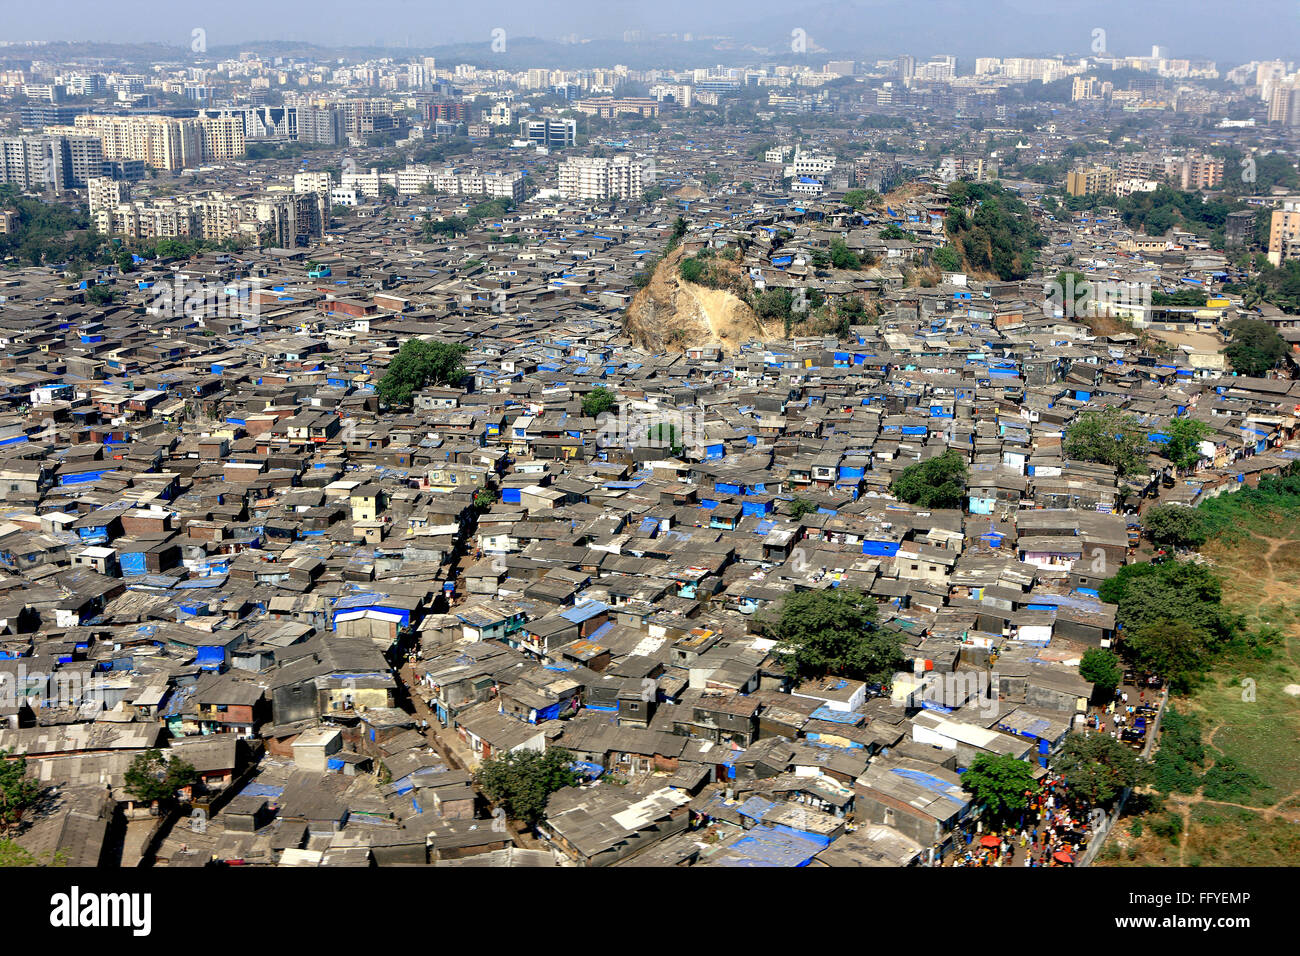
[1078,647,1122,693]
[1100,559,1241,691]
[842,189,879,210]
[1064,406,1149,476]
[1051,733,1150,806]
[961,754,1039,824]
[1141,504,1209,550]
[0,751,42,834]
[474,747,580,827]
[1163,417,1212,471]
[944,181,1045,280]
[1223,318,1287,377]
[764,587,903,684]
[376,339,469,407]
[890,449,968,509]
[581,386,616,419]
[788,497,819,520]
[1123,620,1210,694]
[123,749,198,805]
[1100,559,1239,648]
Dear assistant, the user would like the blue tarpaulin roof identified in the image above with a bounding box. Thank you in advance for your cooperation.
[714,825,822,867]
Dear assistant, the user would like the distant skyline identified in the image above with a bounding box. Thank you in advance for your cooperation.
[4,0,1299,63]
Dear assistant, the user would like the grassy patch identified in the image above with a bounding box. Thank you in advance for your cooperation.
[1100,514,1300,866]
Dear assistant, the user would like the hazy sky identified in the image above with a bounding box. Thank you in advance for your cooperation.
[4,0,1298,62]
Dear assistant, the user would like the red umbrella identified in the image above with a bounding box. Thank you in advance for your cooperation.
[1053,850,1075,864]
[980,834,1001,848]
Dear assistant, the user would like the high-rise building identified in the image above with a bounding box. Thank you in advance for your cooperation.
[196,106,298,141]
[86,176,129,215]
[0,133,103,190]
[20,103,81,129]
[1268,201,1300,267]
[1066,165,1117,196]
[1267,81,1300,127]
[557,156,643,200]
[298,107,344,145]
[1176,153,1224,190]
[424,101,468,124]
[59,114,244,170]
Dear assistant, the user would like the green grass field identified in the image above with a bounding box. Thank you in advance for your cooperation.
[1099,491,1300,866]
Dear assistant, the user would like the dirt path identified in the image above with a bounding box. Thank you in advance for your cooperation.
[1160,709,1300,864]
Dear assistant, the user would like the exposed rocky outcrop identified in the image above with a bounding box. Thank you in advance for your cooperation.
[622,246,770,353]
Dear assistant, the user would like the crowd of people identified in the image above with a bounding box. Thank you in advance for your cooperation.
[947,775,1096,867]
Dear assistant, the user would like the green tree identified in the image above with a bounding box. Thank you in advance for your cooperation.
[1141,504,1209,550]
[86,285,116,306]
[1100,559,1240,651]
[475,747,581,827]
[377,340,469,407]
[424,217,470,240]
[829,238,863,270]
[581,386,616,419]
[1122,619,1210,693]
[788,497,819,520]
[123,749,198,805]
[667,216,688,250]
[843,189,879,210]
[1051,733,1150,806]
[472,488,497,510]
[961,754,1039,825]
[1223,317,1287,377]
[932,246,961,272]
[763,588,902,683]
[1163,417,1211,471]
[0,751,42,834]
[1078,647,1122,694]
[890,449,968,509]
[1064,407,1149,476]
[1050,270,1091,316]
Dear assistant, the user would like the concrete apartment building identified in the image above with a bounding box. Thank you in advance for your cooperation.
[557,155,644,201]
[297,106,345,145]
[0,133,103,190]
[1267,200,1300,267]
[54,114,245,170]
[1066,164,1118,197]
[393,165,526,202]
[197,106,299,141]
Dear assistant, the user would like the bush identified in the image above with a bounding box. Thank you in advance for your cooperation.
[1148,812,1184,843]
[1152,708,1205,794]
[1201,755,1266,803]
